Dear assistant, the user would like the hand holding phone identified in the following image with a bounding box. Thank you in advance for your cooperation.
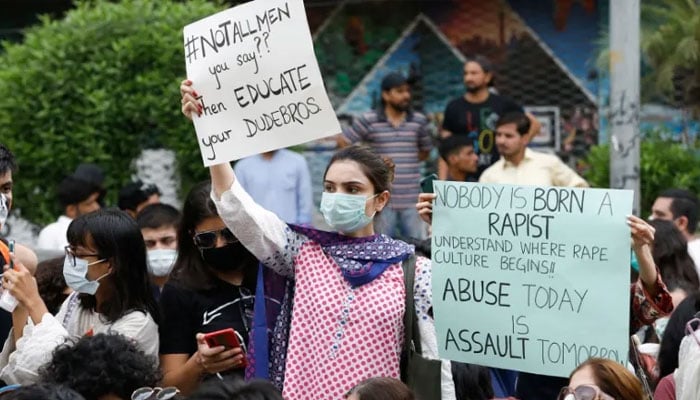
[419,174,438,194]
[202,328,247,368]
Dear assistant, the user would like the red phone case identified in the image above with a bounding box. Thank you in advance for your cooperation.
[203,328,241,349]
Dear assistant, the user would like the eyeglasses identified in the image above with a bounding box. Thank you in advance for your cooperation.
[192,227,239,249]
[64,245,101,268]
[131,386,179,400]
[557,385,614,400]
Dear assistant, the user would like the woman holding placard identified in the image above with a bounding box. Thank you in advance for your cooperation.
[180,79,454,400]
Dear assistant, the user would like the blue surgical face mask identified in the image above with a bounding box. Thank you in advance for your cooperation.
[320,192,379,233]
[63,256,109,295]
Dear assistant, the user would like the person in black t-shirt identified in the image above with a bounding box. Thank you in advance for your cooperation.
[159,181,258,395]
[439,55,540,180]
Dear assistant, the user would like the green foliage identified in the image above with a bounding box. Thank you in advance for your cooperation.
[642,0,700,113]
[583,135,700,213]
[0,0,225,224]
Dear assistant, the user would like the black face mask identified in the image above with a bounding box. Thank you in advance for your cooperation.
[200,242,252,272]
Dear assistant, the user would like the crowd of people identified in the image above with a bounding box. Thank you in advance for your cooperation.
[0,54,696,400]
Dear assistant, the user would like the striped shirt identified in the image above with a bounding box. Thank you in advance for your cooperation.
[344,109,433,209]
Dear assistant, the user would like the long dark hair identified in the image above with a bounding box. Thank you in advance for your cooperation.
[170,181,257,290]
[649,219,700,293]
[657,292,700,378]
[66,208,159,324]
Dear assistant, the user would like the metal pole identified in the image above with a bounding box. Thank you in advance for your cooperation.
[609,0,641,214]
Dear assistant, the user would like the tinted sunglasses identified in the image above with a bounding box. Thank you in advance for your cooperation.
[557,385,613,400]
[192,227,239,249]
[131,386,179,400]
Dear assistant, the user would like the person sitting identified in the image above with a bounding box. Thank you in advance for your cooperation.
[0,209,159,384]
[118,180,161,219]
[159,182,258,395]
[559,357,645,400]
[136,203,181,294]
[39,333,161,400]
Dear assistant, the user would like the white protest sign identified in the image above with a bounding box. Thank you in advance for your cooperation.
[183,0,341,166]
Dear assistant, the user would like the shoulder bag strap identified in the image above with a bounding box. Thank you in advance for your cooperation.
[402,255,423,354]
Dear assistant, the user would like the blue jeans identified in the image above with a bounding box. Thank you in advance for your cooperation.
[376,207,427,240]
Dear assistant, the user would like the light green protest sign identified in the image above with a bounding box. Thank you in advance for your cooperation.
[431,182,633,377]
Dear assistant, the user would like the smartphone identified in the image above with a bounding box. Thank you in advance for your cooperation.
[419,174,438,194]
[203,328,243,350]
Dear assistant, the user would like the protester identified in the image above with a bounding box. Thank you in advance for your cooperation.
[159,181,257,395]
[118,179,162,219]
[339,72,433,239]
[234,149,313,225]
[649,219,700,307]
[344,377,415,400]
[136,203,181,293]
[450,363,494,400]
[653,293,700,399]
[187,377,283,400]
[438,135,479,182]
[37,168,106,251]
[0,209,159,384]
[650,189,700,272]
[478,112,588,187]
[184,78,454,399]
[39,333,161,400]
[0,145,39,363]
[559,358,646,400]
[34,256,70,315]
[440,55,540,180]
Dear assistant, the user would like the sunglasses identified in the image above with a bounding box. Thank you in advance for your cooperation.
[131,386,179,400]
[557,385,613,400]
[192,227,239,249]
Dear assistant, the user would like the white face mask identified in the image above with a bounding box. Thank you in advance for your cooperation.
[147,249,178,277]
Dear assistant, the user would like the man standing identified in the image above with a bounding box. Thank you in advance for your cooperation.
[234,149,313,225]
[650,189,700,268]
[441,55,540,180]
[341,72,432,239]
[480,112,588,187]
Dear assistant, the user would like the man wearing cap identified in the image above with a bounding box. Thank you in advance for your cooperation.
[37,167,106,251]
[339,71,432,239]
[118,180,162,219]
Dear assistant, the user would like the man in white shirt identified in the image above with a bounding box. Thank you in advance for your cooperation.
[479,112,588,188]
[37,168,105,251]
[650,189,700,268]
